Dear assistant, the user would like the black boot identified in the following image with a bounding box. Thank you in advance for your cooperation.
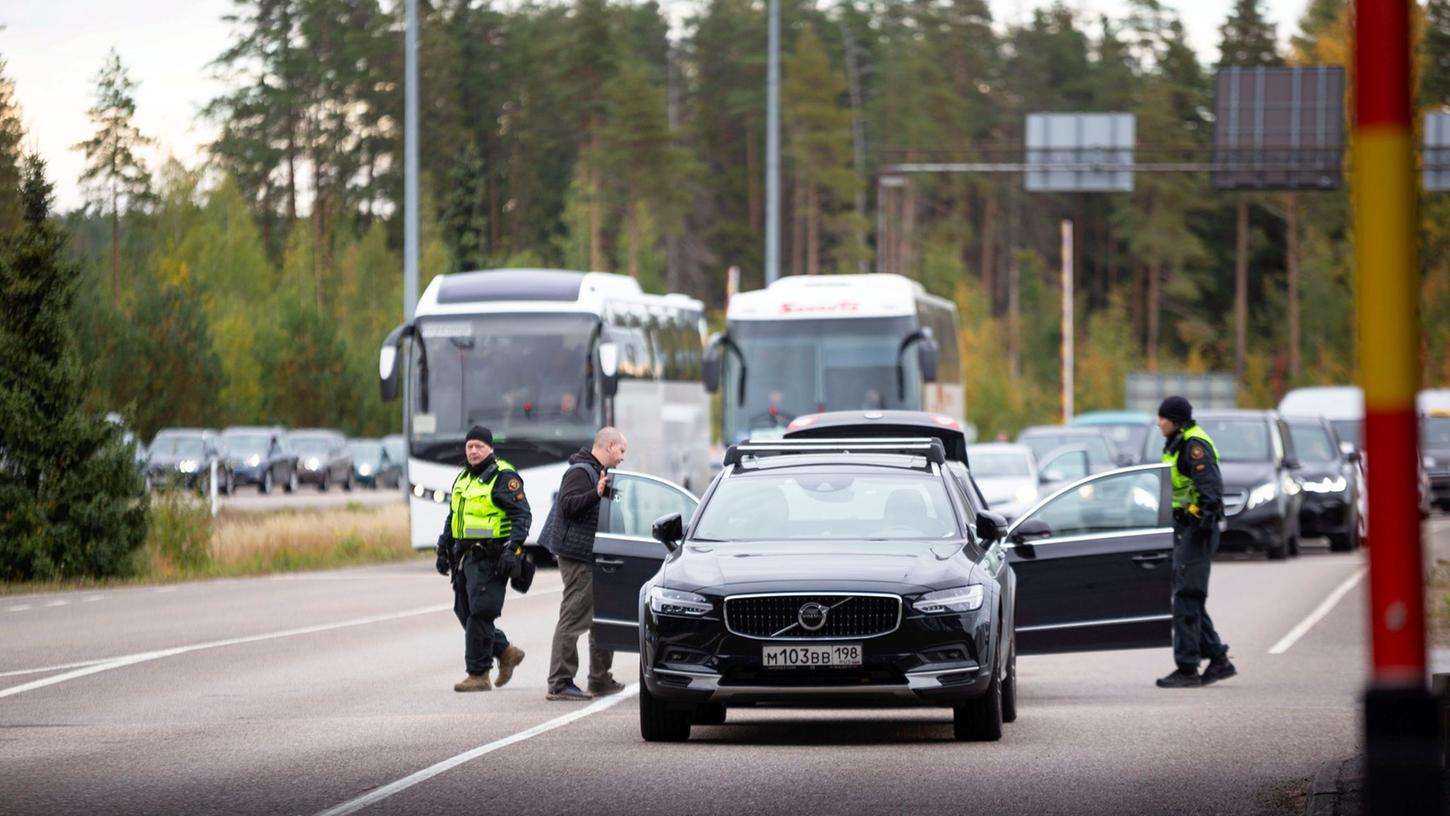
[1201,655,1237,685]
[1155,667,1202,688]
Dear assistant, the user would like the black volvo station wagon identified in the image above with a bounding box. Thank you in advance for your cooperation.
[589,437,1177,743]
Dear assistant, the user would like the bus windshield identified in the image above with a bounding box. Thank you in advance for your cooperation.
[409,314,600,460]
[722,315,921,443]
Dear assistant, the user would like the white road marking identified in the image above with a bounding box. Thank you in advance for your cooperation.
[44,600,69,608]
[154,587,177,593]
[313,684,641,816]
[0,584,563,698]
[1268,567,1368,655]
[83,595,106,602]
[5,605,33,613]
[0,604,451,699]
[0,659,110,678]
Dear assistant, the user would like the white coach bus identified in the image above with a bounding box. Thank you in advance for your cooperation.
[379,269,712,550]
[705,273,965,444]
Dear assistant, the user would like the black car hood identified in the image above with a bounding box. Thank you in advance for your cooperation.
[661,539,976,595]
[1294,461,1342,481]
[1219,461,1278,490]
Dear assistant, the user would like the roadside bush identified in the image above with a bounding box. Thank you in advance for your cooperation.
[143,491,213,575]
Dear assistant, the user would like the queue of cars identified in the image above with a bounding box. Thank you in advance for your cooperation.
[142,426,406,495]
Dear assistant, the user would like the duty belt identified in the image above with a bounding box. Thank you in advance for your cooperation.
[456,539,505,560]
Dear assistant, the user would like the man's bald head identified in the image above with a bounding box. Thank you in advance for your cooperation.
[593,427,627,469]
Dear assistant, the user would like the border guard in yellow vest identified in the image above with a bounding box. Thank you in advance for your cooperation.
[436,425,531,692]
[1155,396,1237,689]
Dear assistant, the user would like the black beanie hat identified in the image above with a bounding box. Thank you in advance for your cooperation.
[466,425,493,445]
[1157,396,1193,424]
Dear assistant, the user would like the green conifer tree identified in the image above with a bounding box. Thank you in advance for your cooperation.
[0,156,147,581]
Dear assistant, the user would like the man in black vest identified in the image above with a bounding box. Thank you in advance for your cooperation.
[545,427,628,701]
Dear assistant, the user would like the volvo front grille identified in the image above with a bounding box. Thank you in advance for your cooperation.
[724,593,902,640]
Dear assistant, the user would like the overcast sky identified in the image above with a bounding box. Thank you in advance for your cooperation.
[3,0,1308,212]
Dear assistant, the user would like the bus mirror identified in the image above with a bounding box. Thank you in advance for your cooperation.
[702,344,722,393]
[704,333,747,406]
[598,342,620,397]
[379,322,412,402]
[918,333,940,383]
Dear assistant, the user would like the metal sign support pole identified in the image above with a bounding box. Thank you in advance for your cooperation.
[764,0,780,286]
[404,0,419,321]
[1353,1,1441,812]
[1061,219,1073,423]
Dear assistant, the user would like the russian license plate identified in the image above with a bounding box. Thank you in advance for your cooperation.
[761,643,862,668]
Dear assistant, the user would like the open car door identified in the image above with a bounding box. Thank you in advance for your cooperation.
[591,471,698,652]
[1006,464,1174,654]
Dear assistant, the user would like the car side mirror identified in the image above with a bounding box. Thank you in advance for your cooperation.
[975,511,1008,542]
[1010,517,1052,545]
[1343,448,1360,464]
[652,512,684,551]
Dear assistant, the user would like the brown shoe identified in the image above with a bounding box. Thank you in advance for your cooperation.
[495,645,526,687]
[588,678,626,697]
[454,673,493,692]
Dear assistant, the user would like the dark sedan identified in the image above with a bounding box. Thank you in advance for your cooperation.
[146,429,233,494]
[1424,413,1450,511]
[1285,415,1362,551]
[348,438,401,489]
[592,438,1174,743]
[290,430,354,491]
[223,426,299,494]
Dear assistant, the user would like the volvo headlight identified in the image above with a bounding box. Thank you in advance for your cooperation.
[648,586,712,617]
[177,459,198,474]
[1013,485,1037,505]
[913,585,985,614]
[1247,481,1278,510]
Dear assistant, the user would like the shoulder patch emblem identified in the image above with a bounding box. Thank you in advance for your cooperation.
[1189,445,1205,460]
[507,478,521,491]
[1195,463,1206,471]
[515,492,526,501]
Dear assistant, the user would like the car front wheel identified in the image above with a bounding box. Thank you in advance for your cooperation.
[286,470,298,494]
[1000,636,1018,724]
[954,657,1004,741]
[261,471,273,495]
[639,681,692,742]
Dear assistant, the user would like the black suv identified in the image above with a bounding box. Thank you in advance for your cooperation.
[223,426,300,494]
[591,437,1177,743]
[1148,410,1304,560]
[147,428,233,494]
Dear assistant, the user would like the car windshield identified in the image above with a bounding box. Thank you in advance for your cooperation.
[969,452,1032,478]
[1196,419,1272,462]
[410,313,600,459]
[1289,424,1339,463]
[1092,423,1151,459]
[223,433,271,455]
[382,437,405,463]
[1019,433,1112,466]
[291,437,332,454]
[1330,419,1361,448]
[692,469,959,541]
[720,315,922,443]
[150,436,205,457]
[1424,417,1450,448]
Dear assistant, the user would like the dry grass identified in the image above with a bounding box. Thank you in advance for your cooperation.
[1431,556,1450,648]
[206,503,414,574]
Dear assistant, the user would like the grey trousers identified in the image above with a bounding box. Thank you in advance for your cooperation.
[548,556,614,690]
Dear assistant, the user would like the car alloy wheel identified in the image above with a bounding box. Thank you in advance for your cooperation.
[639,671,691,742]
[287,470,298,493]
[261,471,273,495]
[953,665,1004,742]
[1000,635,1018,724]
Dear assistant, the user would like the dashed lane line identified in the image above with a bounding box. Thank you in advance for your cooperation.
[0,659,110,679]
[313,684,641,816]
[1268,566,1367,655]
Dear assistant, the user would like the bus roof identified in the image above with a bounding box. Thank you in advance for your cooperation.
[415,269,702,317]
[1277,386,1363,420]
[727,273,947,321]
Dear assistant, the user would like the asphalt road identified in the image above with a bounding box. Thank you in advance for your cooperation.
[2,521,1447,816]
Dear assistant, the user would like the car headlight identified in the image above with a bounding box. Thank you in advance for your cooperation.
[358,464,373,476]
[1247,481,1278,510]
[1425,456,1436,469]
[306,457,321,470]
[246,454,261,467]
[648,586,712,617]
[913,585,985,614]
[1303,476,1348,494]
[1014,485,1037,505]
[177,459,198,473]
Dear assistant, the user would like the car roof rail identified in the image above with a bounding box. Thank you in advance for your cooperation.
[722,437,947,468]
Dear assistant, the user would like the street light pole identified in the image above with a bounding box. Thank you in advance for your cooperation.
[404,0,420,320]
[765,0,780,286]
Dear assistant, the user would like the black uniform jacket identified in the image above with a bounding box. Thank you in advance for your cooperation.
[438,454,533,550]
[1165,425,1225,518]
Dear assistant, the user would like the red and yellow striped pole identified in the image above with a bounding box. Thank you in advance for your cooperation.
[1354,1,1440,810]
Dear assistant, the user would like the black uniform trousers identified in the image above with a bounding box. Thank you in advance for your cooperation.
[452,547,512,674]
[1171,521,1228,669]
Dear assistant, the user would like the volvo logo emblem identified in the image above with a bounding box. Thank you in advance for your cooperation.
[798,602,828,631]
